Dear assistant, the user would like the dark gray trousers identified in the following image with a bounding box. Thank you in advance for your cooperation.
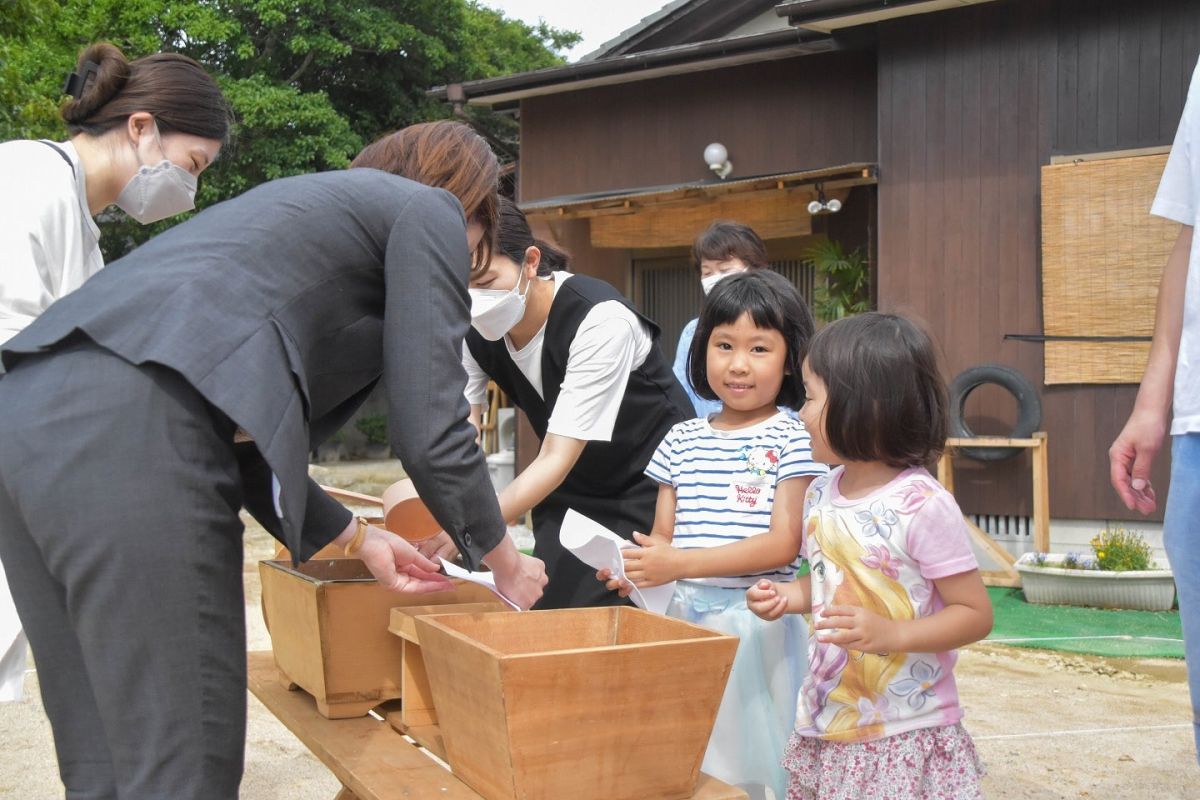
[0,343,248,799]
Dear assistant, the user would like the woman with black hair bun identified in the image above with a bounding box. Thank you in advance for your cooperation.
[0,43,230,705]
[0,42,231,340]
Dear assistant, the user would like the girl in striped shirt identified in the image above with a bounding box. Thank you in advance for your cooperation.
[600,270,825,800]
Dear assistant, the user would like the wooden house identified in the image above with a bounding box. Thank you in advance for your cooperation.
[432,0,1200,550]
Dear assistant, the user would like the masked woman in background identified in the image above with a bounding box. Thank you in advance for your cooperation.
[420,198,693,608]
[0,42,231,704]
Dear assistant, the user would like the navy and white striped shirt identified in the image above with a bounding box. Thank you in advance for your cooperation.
[645,412,827,588]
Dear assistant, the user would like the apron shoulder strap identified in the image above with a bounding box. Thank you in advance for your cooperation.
[37,141,75,173]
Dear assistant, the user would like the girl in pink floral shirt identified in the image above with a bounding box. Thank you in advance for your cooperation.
[747,313,993,800]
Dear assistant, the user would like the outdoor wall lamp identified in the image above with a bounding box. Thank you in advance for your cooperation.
[807,184,842,214]
[704,142,733,179]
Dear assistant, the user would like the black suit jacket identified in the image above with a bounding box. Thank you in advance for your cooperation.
[2,169,503,565]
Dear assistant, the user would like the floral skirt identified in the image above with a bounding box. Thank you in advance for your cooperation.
[782,723,985,800]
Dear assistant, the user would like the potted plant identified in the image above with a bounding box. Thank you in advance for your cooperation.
[354,414,391,460]
[1015,527,1176,611]
[802,239,870,322]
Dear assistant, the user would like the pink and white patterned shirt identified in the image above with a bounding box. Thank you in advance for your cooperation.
[796,466,979,743]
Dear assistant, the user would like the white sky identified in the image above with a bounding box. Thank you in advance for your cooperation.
[481,1,670,62]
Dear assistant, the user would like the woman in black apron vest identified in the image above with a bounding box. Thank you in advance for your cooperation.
[425,198,692,608]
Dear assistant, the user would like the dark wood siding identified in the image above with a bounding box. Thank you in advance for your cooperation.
[518,50,878,202]
[877,0,1200,521]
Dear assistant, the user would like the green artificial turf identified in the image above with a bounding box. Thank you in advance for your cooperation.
[984,586,1184,659]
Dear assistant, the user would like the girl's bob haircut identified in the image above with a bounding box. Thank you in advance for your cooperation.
[688,270,814,410]
[806,312,948,469]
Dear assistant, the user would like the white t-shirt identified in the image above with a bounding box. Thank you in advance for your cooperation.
[1154,56,1200,435]
[463,271,653,442]
[644,412,827,588]
[0,139,103,345]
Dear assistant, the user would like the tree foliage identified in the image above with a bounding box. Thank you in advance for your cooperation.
[0,0,579,258]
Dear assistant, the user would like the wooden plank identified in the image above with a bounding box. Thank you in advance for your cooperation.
[388,717,449,763]
[945,436,1043,448]
[1116,2,1142,146]
[590,189,817,249]
[936,451,955,494]
[1048,144,1171,164]
[400,640,438,728]
[246,652,481,800]
[1074,0,1100,152]
[1136,4,1163,146]
[320,486,385,507]
[388,603,507,644]
[1094,0,1121,149]
[1032,433,1051,554]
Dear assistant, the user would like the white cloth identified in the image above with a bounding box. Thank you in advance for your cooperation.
[0,139,104,345]
[462,271,653,442]
[645,412,826,588]
[0,138,102,701]
[0,558,26,701]
[1153,56,1200,435]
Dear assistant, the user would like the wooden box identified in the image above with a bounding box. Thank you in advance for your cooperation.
[258,558,496,718]
[387,603,509,734]
[416,607,738,800]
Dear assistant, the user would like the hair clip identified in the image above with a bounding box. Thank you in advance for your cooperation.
[62,60,100,100]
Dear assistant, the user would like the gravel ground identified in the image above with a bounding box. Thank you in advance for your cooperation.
[0,460,1195,799]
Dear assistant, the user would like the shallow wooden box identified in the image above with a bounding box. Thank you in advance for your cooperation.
[258,558,496,719]
[416,606,738,800]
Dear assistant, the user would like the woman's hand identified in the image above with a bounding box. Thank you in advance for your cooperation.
[416,531,461,563]
[481,536,547,610]
[813,604,898,654]
[622,531,684,588]
[746,579,788,621]
[355,525,455,593]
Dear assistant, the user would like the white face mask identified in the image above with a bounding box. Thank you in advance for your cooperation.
[115,125,198,224]
[700,268,746,296]
[469,269,530,341]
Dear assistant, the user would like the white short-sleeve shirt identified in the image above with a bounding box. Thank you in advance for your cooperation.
[1153,56,1200,435]
[462,272,653,442]
[0,139,103,345]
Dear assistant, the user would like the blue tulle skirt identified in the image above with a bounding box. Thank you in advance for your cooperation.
[668,581,809,800]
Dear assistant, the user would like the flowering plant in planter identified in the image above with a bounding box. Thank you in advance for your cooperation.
[1017,527,1175,611]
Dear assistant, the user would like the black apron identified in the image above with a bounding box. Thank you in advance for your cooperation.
[466,275,692,608]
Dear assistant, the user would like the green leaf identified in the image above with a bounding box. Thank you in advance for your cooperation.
[2,0,576,260]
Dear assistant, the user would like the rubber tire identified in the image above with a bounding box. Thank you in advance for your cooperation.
[948,364,1042,462]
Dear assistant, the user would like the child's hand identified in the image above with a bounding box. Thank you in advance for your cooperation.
[622,531,683,587]
[595,567,634,598]
[813,604,897,654]
[746,579,787,620]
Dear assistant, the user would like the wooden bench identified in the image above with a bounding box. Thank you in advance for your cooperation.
[247,650,748,800]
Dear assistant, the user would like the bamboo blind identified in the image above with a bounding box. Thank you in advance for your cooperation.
[1040,153,1179,384]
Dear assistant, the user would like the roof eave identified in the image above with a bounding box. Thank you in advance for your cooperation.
[774,0,1002,33]
[429,28,835,109]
